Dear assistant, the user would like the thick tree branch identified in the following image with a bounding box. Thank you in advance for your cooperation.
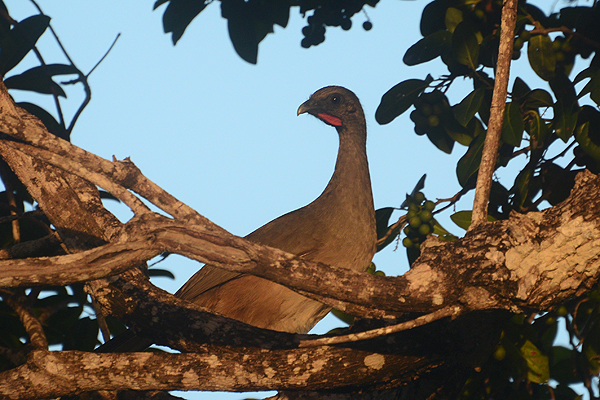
[0,347,431,399]
[3,171,600,323]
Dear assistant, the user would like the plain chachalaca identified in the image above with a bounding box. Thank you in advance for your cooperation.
[99,86,375,351]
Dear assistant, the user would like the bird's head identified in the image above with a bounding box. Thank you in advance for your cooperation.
[297,86,365,130]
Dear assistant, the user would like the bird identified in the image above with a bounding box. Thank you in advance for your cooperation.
[175,85,376,333]
[98,86,375,352]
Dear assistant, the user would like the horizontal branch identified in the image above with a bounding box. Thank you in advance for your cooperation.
[4,171,600,323]
[0,347,430,399]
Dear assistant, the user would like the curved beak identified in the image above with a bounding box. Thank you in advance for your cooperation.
[297,101,311,116]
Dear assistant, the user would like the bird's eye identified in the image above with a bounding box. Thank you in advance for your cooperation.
[331,95,340,103]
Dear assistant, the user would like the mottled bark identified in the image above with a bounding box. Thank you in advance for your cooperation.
[0,80,599,399]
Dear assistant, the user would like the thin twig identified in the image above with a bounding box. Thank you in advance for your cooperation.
[0,166,21,244]
[91,297,111,343]
[470,0,518,229]
[298,305,463,347]
[29,0,117,136]
[434,187,469,215]
[2,291,48,349]
[87,33,120,78]
[376,214,406,247]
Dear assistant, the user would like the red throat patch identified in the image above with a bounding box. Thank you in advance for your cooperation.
[317,113,342,127]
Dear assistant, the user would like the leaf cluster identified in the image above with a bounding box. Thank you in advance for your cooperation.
[154,0,377,63]
[372,1,600,399]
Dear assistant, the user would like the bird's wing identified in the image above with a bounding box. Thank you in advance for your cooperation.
[176,207,322,302]
[175,265,242,301]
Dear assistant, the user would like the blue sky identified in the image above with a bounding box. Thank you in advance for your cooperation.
[4,1,574,399]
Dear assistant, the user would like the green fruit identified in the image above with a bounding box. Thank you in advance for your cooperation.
[552,39,562,50]
[424,200,435,211]
[556,52,565,62]
[403,225,411,235]
[427,115,440,127]
[493,345,506,361]
[410,110,420,122]
[409,216,422,228]
[419,210,433,223]
[366,263,376,274]
[408,203,419,213]
[514,38,524,50]
[474,9,485,19]
[414,124,427,136]
[512,50,521,60]
[545,316,556,325]
[520,30,531,41]
[402,237,413,248]
[421,104,433,116]
[418,224,431,236]
[414,192,426,203]
[374,270,386,276]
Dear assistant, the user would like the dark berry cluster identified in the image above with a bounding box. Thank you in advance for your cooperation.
[410,91,450,137]
[402,192,435,250]
[300,0,377,48]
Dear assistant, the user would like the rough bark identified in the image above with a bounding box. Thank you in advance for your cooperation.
[0,80,599,399]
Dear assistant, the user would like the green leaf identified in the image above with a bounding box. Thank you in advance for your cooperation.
[376,76,433,125]
[578,69,600,107]
[456,131,485,188]
[550,346,579,385]
[0,15,50,76]
[375,207,394,240]
[426,127,454,154]
[451,20,479,70]
[403,30,451,66]
[408,174,427,199]
[420,0,448,36]
[375,207,400,252]
[501,102,524,147]
[401,174,427,208]
[160,0,207,44]
[553,100,579,142]
[431,219,458,241]
[453,88,484,127]
[4,64,78,97]
[550,74,579,141]
[576,123,600,161]
[523,89,554,109]
[445,7,462,33]
[226,14,259,63]
[511,77,531,100]
[520,340,550,384]
[450,210,472,230]
[527,35,556,81]
[525,110,549,145]
[512,168,534,208]
[450,210,496,230]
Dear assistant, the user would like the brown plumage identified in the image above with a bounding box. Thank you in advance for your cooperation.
[98,86,375,352]
[176,86,376,333]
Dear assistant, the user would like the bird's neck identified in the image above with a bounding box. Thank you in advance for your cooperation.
[321,125,372,207]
